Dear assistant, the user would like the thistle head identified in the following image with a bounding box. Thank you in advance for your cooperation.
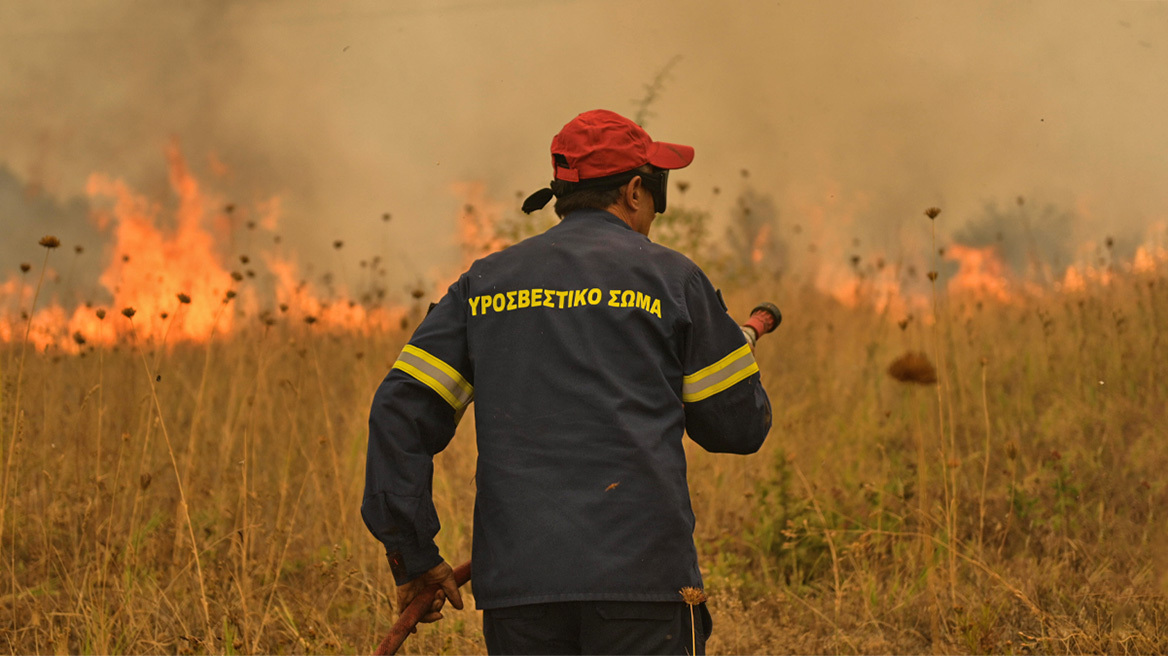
[925,207,941,220]
[121,307,136,319]
[679,587,708,605]
[887,351,938,385]
[39,235,61,249]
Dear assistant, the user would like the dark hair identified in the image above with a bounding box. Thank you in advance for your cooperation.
[553,187,622,217]
[551,165,653,218]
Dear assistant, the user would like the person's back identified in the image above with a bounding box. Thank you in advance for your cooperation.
[464,206,765,606]
[363,109,772,654]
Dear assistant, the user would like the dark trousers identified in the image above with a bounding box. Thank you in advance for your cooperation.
[482,601,712,655]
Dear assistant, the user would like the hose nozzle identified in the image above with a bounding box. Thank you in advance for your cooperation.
[742,302,782,348]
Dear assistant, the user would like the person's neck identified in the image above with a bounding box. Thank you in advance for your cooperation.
[604,204,649,236]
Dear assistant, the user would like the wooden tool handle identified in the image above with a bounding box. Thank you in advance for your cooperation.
[374,560,472,655]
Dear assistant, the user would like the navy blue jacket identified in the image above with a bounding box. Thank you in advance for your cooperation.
[362,209,771,609]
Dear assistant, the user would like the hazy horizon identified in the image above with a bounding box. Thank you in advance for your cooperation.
[3,0,1166,299]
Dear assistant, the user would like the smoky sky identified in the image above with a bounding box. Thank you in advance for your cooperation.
[2,0,1166,288]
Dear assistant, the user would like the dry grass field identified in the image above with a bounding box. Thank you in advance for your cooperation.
[2,219,1168,654]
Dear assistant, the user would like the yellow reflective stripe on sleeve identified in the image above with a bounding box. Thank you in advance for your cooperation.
[402,345,474,401]
[392,345,474,411]
[682,343,759,403]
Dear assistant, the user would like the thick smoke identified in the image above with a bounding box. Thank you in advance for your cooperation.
[1,1,1166,293]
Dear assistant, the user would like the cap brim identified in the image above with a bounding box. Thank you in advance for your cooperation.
[646,141,694,170]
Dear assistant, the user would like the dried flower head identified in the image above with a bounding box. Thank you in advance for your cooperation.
[224,290,237,300]
[676,180,690,194]
[679,587,708,605]
[231,271,244,282]
[20,263,31,273]
[1005,440,1018,461]
[304,315,318,325]
[121,307,136,319]
[279,303,289,313]
[74,245,84,254]
[160,312,169,320]
[333,240,344,250]
[177,293,191,304]
[96,308,107,320]
[39,235,61,249]
[73,331,86,346]
[887,351,938,385]
[411,288,426,300]
[927,271,939,281]
[925,207,941,220]
[240,255,250,264]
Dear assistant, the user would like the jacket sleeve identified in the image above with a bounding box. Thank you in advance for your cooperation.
[361,277,474,585]
[679,267,772,454]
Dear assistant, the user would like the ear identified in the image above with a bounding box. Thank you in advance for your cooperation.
[622,175,646,211]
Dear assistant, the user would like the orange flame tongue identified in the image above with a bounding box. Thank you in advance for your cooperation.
[945,244,1013,303]
[82,142,236,343]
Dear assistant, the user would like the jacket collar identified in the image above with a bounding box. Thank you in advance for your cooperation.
[561,209,634,232]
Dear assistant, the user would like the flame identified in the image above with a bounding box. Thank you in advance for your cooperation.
[452,181,510,268]
[0,143,410,352]
[263,253,407,332]
[80,142,238,342]
[5,157,1167,350]
[945,244,1013,303]
[750,224,771,265]
[1062,266,1086,293]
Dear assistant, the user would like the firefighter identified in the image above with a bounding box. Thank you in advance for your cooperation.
[362,109,772,654]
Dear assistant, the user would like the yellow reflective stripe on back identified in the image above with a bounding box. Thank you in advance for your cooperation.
[392,345,474,411]
[682,343,759,403]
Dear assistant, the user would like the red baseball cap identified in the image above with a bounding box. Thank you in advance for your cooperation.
[549,109,694,182]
